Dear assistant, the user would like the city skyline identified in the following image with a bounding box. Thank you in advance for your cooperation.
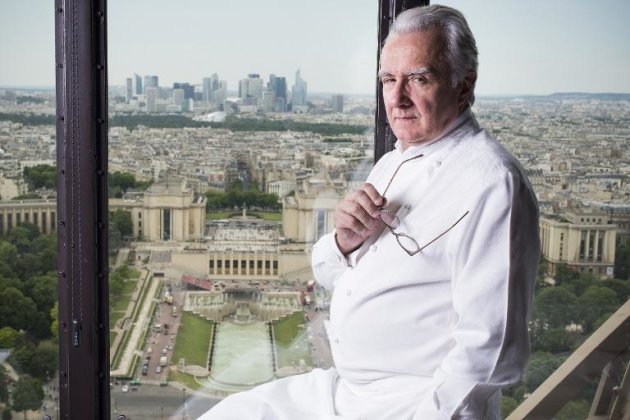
[1,0,630,95]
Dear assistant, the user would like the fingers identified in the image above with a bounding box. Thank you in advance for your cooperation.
[335,183,384,236]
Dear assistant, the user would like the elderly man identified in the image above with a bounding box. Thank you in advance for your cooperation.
[201,4,539,419]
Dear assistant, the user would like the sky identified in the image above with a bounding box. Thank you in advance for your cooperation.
[1,0,629,95]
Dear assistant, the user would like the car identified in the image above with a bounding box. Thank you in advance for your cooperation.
[161,348,168,355]
[155,366,162,374]
[121,385,129,393]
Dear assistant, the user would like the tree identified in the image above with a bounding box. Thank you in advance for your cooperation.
[577,286,619,333]
[0,326,22,348]
[533,328,574,353]
[533,286,577,329]
[600,278,630,304]
[11,375,44,418]
[111,210,133,238]
[27,342,58,380]
[523,352,566,393]
[614,242,630,280]
[23,164,56,190]
[0,287,37,331]
[501,396,519,418]
[50,301,59,339]
[554,399,590,420]
[0,365,9,403]
[553,263,579,285]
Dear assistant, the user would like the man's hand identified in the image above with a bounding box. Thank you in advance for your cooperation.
[334,183,385,255]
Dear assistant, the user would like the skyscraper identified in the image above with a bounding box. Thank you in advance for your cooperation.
[202,77,212,103]
[331,94,344,113]
[132,73,143,96]
[239,74,263,103]
[291,69,308,109]
[173,83,194,100]
[125,78,133,103]
[268,74,287,112]
[146,87,158,113]
[143,75,159,94]
[172,89,185,109]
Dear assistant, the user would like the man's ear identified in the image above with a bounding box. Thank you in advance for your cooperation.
[458,70,477,109]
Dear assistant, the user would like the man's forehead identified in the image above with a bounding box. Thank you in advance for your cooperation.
[379,30,448,74]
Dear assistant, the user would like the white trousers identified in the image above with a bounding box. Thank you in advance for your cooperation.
[198,368,433,420]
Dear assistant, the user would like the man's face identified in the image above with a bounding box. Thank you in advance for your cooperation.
[379,29,470,149]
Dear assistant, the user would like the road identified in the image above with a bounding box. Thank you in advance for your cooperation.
[111,384,220,419]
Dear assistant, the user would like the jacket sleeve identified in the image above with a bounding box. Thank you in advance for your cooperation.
[311,231,350,290]
[413,169,540,419]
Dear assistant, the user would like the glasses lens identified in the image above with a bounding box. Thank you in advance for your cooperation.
[397,234,420,254]
[379,209,400,229]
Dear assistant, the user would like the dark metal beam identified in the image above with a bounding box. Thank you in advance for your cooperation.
[55,0,110,418]
[374,0,429,163]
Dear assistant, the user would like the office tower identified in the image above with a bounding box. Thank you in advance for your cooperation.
[262,90,276,113]
[146,87,158,113]
[268,74,287,112]
[172,88,185,109]
[172,82,194,100]
[132,73,143,96]
[291,69,308,108]
[202,77,212,103]
[211,73,219,90]
[213,80,228,109]
[239,74,263,102]
[331,94,344,113]
[125,78,133,103]
[144,75,159,94]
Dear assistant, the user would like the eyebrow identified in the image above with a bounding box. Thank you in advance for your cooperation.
[377,67,434,79]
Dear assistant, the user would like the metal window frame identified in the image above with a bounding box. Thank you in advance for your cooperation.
[53,0,426,417]
[55,0,110,418]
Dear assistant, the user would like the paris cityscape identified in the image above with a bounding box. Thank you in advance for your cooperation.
[0,65,629,419]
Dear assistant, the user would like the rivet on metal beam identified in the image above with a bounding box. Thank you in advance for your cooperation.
[56,7,63,13]
[57,115,64,121]
[57,63,63,68]
[96,118,104,124]
[58,169,64,174]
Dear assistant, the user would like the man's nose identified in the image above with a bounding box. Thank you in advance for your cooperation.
[389,80,411,108]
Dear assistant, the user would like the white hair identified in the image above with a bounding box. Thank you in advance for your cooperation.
[384,4,479,104]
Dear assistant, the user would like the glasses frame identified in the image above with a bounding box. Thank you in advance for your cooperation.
[378,208,470,256]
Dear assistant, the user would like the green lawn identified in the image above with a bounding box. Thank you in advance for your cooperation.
[109,278,139,330]
[273,311,303,346]
[273,311,313,368]
[169,370,202,390]
[206,211,240,220]
[172,312,214,367]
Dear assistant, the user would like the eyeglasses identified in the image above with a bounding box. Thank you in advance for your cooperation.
[378,153,469,256]
[378,208,469,256]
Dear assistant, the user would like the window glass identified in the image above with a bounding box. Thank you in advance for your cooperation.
[107,0,376,417]
[439,1,630,417]
[0,2,59,419]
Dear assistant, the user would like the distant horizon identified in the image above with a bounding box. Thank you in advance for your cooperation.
[2,1,630,95]
[2,85,630,99]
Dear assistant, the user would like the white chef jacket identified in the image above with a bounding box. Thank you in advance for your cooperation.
[312,108,540,419]
[200,109,540,420]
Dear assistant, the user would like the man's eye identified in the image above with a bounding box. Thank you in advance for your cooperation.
[410,76,426,84]
[380,77,395,84]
